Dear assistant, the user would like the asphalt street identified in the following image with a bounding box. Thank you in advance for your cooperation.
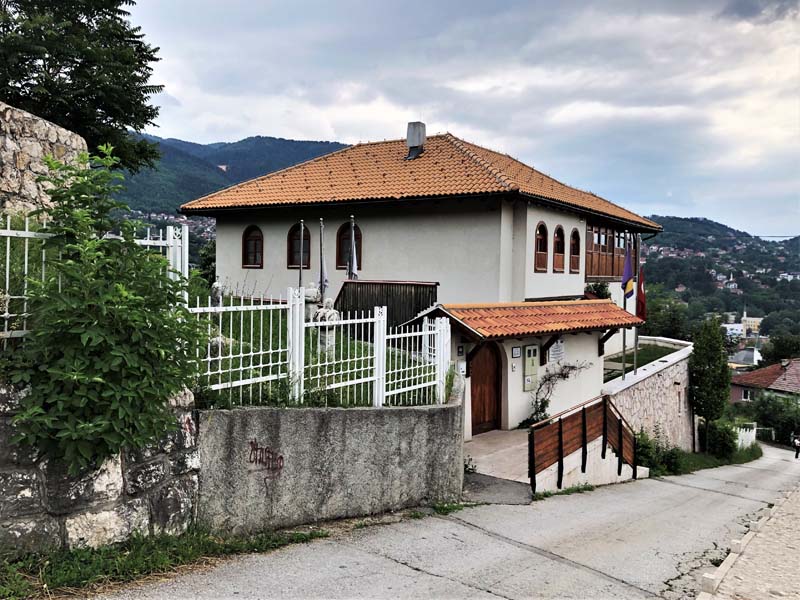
[100,444,800,600]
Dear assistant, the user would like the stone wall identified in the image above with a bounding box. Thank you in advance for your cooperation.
[0,385,198,556]
[603,338,695,451]
[0,100,87,212]
[197,401,463,534]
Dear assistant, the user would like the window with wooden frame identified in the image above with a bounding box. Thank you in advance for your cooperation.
[242,225,263,269]
[336,223,362,269]
[534,222,548,272]
[569,229,580,273]
[553,226,565,272]
[287,223,311,269]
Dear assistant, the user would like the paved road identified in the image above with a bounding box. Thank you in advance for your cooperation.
[101,444,800,600]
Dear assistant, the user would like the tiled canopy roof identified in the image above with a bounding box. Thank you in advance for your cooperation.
[181,133,660,231]
[732,359,800,394]
[440,299,643,339]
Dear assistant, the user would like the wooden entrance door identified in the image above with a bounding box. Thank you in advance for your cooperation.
[470,344,501,435]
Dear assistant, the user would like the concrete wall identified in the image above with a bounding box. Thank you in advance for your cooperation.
[215,200,504,304]
[0,386,198,556]
[0,101,87,212]
[196,401,463,534]
[602,337,695,451]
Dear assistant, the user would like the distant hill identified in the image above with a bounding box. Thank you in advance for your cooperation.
[117,134,347,214]
[647,215,751,251]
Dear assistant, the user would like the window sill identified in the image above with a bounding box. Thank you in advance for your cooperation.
[242,264,263,269]
[287,265,311,270]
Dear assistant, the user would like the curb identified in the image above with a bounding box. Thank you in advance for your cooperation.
[696,485,797,598]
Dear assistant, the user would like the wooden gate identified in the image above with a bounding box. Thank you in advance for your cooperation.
[470,343,501,435]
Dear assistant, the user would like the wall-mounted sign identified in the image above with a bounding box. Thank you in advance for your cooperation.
[511,346,521,359]
[457,345,464,357]
[548,339,565,363]
[457,360,467,375]
[523,345,538,392]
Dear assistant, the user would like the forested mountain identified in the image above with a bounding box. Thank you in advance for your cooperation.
[116,134,347,214]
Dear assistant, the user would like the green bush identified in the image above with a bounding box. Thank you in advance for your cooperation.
[635,427,686,476]
[751,393,800,446]
[6,148,204,475]
[705,421,737,459]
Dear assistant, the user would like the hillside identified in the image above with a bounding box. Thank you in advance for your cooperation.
[647,215,751,251]
[117,135,347,214]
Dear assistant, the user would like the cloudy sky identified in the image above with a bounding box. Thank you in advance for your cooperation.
[131,0,799,237]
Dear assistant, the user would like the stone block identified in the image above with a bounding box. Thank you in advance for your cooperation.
[0,418,37,467]
[0,469,44,518]
[0,384,23,414]
[0,515,61,557]
[125,459,168,495]
[169,388,195,409]
[42,455,123,514]
[64,498,149,549]
[150,474,198,535]
[170,449,200,476]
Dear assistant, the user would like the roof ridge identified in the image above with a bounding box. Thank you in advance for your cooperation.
[442,134,518,191]
[443,299,610,309]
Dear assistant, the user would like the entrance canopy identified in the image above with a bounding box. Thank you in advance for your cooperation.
[413,299,643,342]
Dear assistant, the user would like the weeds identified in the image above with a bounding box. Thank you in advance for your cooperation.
[0,527,327,600]
[532,483,595,501]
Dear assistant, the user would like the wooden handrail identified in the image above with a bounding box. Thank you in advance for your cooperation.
[529,395,603,429]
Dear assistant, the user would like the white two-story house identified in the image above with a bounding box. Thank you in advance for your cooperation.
[182,123,660,436]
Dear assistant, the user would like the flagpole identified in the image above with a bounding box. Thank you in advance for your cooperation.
[634,233,640,375]
[621,231,628,381]
[298,219,304,288]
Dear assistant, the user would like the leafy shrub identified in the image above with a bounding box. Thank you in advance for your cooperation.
[751,393,800,446]
[705,421,737,459]
[6,148,203,474]
[635,427,686,476]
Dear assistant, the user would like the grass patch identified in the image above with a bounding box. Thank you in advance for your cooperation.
[532,483,595,501]
[0,527,327,600]
[603,344,676,382]
[432,502,480,515]
[407,511,426,519]
[680,444,763,473]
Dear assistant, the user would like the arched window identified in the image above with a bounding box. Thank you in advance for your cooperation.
[336,223,362,270]
[534,222,548,272]
[570,229,581,273]
[287,223,310,269]
[242,225,263,269]
[553,226,565,272]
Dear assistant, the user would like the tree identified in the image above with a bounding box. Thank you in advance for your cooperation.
[689,318,731,448]
[8,147,202,474]
[760,334,800,366]
[0,1,162,172]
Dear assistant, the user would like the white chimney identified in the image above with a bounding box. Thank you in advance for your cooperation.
[406,122,426,159]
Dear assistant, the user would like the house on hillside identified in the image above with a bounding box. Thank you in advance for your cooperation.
[181,122,661,437]
[731,359,800,403]
[181,122,659,307]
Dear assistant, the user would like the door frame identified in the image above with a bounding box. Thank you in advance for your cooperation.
[469,342,502,435]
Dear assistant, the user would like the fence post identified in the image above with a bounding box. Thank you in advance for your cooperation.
[372,306,386,408]
[166,226,175,281]
[287,287,305,402]
[422,316,430,361]
[435,317,450,403]
[617,417,623,476]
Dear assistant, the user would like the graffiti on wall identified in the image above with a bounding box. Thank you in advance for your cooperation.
[248,439,284,485]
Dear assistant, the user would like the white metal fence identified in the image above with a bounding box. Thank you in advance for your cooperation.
[191,287,451,408]
[0,213,189,346]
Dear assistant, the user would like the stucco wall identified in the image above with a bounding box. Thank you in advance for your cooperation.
[215,200,503,304]
[0,386,198,556]
[196,401,463,534]
[602,338,694,451]
[456,332,604,439]
[0,101,87,212]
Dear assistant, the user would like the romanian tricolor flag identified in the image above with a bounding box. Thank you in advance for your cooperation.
[621,241,635,299]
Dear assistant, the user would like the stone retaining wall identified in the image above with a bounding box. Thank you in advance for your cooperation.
[1,100,87,212]
[197,401,464,534]
[0,385,199,556]
[603,338,695,451]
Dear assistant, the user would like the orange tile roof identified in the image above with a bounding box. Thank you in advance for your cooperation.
[181,133,660,231]
[732,359,800,394]
[440,299,643,339]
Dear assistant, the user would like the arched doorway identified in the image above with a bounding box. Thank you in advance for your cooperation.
[470,343,502,435]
